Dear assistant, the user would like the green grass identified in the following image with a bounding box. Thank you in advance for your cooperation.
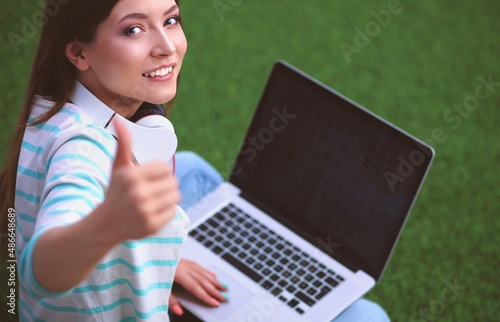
[1,0,499,320]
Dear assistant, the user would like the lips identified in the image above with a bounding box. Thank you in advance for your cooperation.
[142,66,173,78]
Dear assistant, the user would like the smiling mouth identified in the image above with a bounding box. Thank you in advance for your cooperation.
[142,66,173,78]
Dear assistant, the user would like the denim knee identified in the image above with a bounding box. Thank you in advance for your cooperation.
[174,151,224,210]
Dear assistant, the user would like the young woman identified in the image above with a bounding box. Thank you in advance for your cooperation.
[0,0,228,320]
[1,0,389,320]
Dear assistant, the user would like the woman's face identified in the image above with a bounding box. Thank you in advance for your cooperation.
[78,0,186,116]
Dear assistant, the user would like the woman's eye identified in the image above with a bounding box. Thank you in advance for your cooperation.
[124,26,143,36]
[165,15,181,26]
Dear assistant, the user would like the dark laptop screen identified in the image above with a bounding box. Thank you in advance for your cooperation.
[229,61,434,280]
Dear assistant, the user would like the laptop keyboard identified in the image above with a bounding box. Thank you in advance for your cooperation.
[188,203,346,315]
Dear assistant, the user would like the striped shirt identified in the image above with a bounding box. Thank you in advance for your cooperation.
[15,86,189,321]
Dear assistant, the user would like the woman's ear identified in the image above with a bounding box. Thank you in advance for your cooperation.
[64,40,90,71]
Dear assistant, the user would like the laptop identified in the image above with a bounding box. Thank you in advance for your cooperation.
[173,60,434,321]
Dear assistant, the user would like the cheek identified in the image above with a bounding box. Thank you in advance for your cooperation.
[175,32,188,59]
[93,40,144,76]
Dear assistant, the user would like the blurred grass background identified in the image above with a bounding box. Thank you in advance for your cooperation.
[1,0,499,320]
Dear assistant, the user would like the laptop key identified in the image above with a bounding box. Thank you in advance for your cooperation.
[222,253,263,283]
[325,277,339,287]
[207,218,218,228]
[262,280,274,290]
[296,291,315,306]
[212,246,223,254]
[307,287,316,296]
[271,287,282,296]
[296,307,305,314]
[287,299,299,308]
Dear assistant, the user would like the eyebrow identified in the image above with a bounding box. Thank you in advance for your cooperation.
[119,4,178,23]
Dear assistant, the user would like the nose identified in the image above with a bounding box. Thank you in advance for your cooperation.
[151,29,176,57]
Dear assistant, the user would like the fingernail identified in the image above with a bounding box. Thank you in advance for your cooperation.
[221,292,230,300]
[221,282,229,289]
[210,271,217,276]
[172,304,184,316]
[211,298,220,306]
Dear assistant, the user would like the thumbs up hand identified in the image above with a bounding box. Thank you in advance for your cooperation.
[101,119,180,243]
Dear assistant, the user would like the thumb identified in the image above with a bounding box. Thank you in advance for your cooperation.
[169,294,184,316]
[111,118,133,170]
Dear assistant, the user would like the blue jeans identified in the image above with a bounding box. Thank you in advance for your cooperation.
[175,151,390,321]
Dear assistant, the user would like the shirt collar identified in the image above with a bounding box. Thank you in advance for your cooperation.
[70,80,117,128]
[69,80,178,164]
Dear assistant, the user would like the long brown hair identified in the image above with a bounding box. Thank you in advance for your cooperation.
[0,0,181,245]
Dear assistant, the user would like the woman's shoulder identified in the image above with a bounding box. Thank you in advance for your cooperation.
[27,97,117,160]
[31,96,114,141]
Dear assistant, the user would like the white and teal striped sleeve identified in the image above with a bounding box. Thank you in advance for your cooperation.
[18,125,117,299]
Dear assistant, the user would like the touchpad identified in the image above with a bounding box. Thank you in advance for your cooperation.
[176,265,255,321]
[204,265,255,320]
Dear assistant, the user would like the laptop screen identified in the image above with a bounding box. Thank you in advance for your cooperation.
[229,61,434,281]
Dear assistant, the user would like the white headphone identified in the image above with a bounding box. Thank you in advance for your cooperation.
[70,81,178,165]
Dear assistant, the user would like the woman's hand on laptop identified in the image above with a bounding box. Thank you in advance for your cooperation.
[170,259,229,315]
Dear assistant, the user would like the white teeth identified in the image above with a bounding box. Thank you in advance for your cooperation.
[144,67,173,78]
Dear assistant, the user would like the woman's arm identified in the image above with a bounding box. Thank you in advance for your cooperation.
[31,120,180,293]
